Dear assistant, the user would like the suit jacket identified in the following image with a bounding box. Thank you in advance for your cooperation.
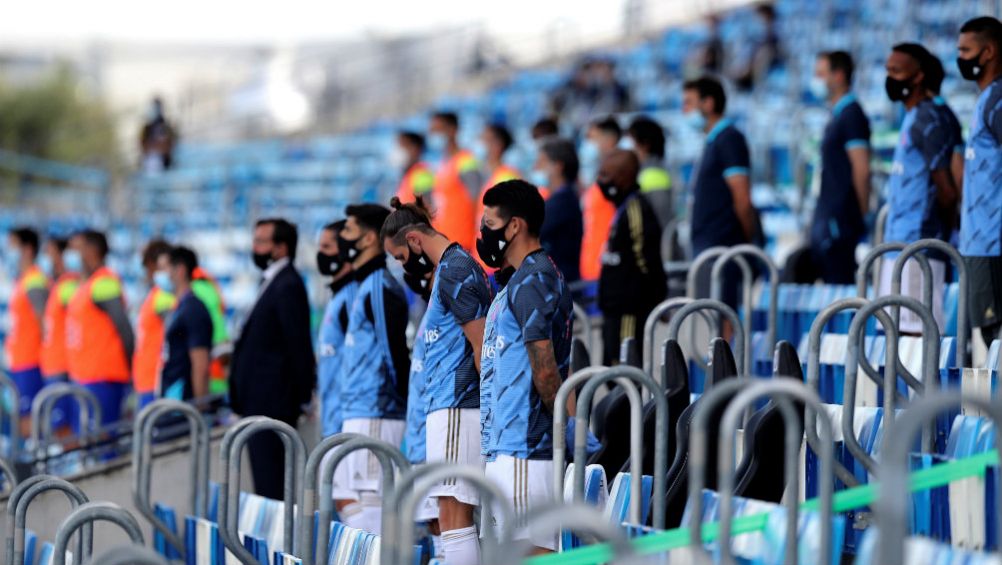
[230,263,316,422]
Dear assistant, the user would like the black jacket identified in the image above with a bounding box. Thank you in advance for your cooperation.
[598,192,668,316]
[230,263,316,422]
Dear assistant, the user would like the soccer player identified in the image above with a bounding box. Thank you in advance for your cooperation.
[382,196,493,565]
[956,16,1002,346]
[316,220,356,438]
[336,204,410,535]
[477,179,573,555]
[5,227,49,425]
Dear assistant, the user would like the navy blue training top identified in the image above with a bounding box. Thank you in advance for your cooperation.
[161,291,213,400]
[690,118,751,255]
[540,182,583,283]
[811,93,871,250]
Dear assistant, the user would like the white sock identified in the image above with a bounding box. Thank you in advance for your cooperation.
[442,526,481,565]
[432,534,444,559]
[338,501,364,529]
[357,494,383,535]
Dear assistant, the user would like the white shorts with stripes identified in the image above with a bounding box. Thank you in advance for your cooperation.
[425,408,483,506]
[340,417,405,494]
[483,454,558,551]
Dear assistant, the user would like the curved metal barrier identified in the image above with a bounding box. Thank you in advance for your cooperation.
[666,299,746,377]
[5,475,89,565]
[315,435,410,565]
[710,244,780,373]
[0,456,17,496]
[82,544,170,565]
[876,392,1002,564]
[572,302,596,363]
[576,366,669,528]
[715,380,836,565]
[843,296,940,473]
[552,366,643,523]
[219,417,305,565]
[643,297,693,381]
[385,464,513,565]
[131,399,210,555]
[515,503,638,565]
[0,372,21,462]
[29,383,102,458]
[891,238,968,367]
[51,501,145,565]
[856,242,933,304]
[686,248,753,371]
[298,431,365,565]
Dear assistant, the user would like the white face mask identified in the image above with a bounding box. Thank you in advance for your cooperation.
[388,145,408,170]
[809,76,829,101]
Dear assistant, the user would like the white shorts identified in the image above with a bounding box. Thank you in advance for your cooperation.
[340,417,405,494]
[483,454,558,551]
[414,463,441,523]
[426,408,483,506]
[878,256,946,334]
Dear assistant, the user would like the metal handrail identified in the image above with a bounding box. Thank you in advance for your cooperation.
[716,380,835,565]
[552,367,643,524]
[843,296,940,474]
[132,400,210,555]
[387,464,513,565]
[298,431,365,565]
[52,502,145,565]
[215,416,271,555]
[572,302,595,363]
[0,373,20,462]
[891,239,968,367]
[29,383,102,457]
[6,475,89,565]
[873,203,890,247]
[643,297,693,381]
[686,248,753,371]
[82,544,170,565]
[576,366,669,529]
[666,300,746,377]
[710,244,780,374]
[219,418,306,564]
[515,503,638,565]
[315,436,410,565]
[803,298,910,487]
[876,392,1002,564]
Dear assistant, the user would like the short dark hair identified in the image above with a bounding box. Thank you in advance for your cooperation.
[168,245,199,280]
[921,52,946,94]
[683,76,727,114]
[755,3,775,20]
[961,16,1002,50]
[821,50,855,85]
[142,238,172,269]
[540,137,580,183]
[75,229,109,258]
[10,227,40,258]
[485,123,514,153]
[482,179,545,236]
[892,42,933,70]
[398,131,425,152]
[256,218,299,259]
[48,237,69,253]
[431,111,459,129]
[589,115,622,139]
[345,203,392,234]
[531,117,559,139]
[627,116,666,158]
[323,219,346,235]
[380,196,436,244]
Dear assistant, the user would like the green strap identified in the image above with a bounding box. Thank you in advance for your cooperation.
[525,449,999,564]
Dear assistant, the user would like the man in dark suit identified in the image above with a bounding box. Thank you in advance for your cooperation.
[230,218,315,499]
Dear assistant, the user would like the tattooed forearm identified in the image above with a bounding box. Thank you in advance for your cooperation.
[527,339,561,413]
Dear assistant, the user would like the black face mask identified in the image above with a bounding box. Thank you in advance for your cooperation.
[402,245,434,278]
[338,235,361,264]
[252,252,272,270]
[957,50,986,81]
[597,179,627,205]
[494,266,516,288]
[403,271,432,300]
[316,252,341,276]
[476,222,510,269]
[885,75,918,102]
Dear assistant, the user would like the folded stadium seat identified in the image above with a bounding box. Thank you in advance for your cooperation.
[661,338,740,527]
[152,503,183,561]
[560,463,609,550]
[854,530,1000,565]
[570,337,590,375]
[605,471,654,526]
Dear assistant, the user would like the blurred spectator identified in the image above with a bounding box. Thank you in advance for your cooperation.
[804,51,871,284]
[139,97,177,173]
[429,112,481,250]
[65,230,134,426]
[596,150,667,365]
[230,218,315,498]
[580,117,622,281]
[475,124,521,253]
[550,59,630,133]
[697,16,725,74]
[393,131,435,203]
[683,77,757,310]
[735,3,783,91]
[627,116,673,229]
[39,236,78,433]
[133,239,176,409]
[537,137,583,283]
[158,246,213,402]
[956,16,1002,347]
[6,227,48,426]
[878,43,959,334]
[590,59,631,117]
[531,116,560,141]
